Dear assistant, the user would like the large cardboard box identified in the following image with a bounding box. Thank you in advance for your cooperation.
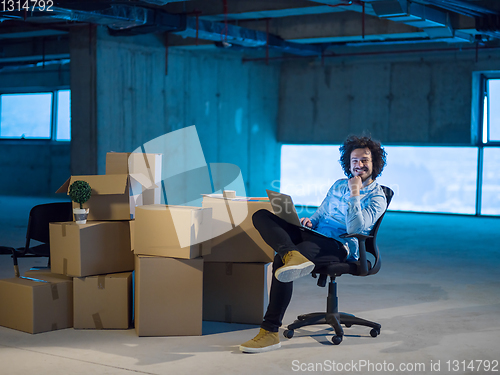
[134,205,212,259]
[106,152,162,217]
[73,272,132,329]
[203,262,272,324]
[201,196,274,263]
[0,274,73,334]
[134,255,203,336]
[50,221,134,277]
[56,174,154,221]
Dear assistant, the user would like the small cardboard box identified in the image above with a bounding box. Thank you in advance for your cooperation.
[134,255,203,336]
[134,205,212,259]
[50,221,134,277]
[203,262,272,324]
[106,152,162,216]
[201,196,274,263]
[0,274,73,334]
[73,272,132,329]
[56,174,154,221]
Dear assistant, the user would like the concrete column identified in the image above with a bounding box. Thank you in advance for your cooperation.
[69,25,98,175]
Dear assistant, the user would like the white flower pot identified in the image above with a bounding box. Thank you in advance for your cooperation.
[73,208,89,224]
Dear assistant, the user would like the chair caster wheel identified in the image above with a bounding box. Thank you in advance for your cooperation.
[344,324,352,328]
[283,329,294,339]
[370,328,380,337]
[331,335,343,345]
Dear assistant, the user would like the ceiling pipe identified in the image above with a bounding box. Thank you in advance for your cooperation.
[241,44,500,63]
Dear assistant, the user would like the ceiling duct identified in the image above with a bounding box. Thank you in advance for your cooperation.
[0,3,321,57]
[0,5,152,29]
[372,0,473,43]
[476,15,500,40]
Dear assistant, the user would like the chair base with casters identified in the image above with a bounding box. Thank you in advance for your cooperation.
[283,275,381,345]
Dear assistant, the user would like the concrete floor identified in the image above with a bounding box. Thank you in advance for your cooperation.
[0,196,499,374]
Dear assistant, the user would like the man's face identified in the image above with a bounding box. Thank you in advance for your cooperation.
[350,147,373,182]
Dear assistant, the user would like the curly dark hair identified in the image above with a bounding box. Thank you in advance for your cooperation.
[339,135,387,179]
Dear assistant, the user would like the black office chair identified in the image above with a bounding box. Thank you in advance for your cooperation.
[0,202,72,277]
[283,186,394,345]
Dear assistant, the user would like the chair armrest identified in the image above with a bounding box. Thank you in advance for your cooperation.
[339,233,372,276]
[339,233,373,240]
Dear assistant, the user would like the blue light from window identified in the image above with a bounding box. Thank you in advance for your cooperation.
[377,146,477,214]
[280,145,343,206]
[488,80,500,142]
[481,147,500,215]
[281,145,479,215]
[0,93,52,139]
[56,90,71,141]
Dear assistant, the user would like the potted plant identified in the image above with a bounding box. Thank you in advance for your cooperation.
[69,180,92,224]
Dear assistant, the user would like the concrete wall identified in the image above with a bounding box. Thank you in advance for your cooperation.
[0,64,71,197]
[278,50,500,145]
[0,142,70,196]
[71,27,281,198]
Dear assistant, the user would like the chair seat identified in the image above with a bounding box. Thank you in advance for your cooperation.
[313,260,372,277]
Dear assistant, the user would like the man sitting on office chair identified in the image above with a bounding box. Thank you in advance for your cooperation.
[240,135,388,353]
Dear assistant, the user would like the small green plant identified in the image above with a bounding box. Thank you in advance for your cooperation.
[69,180,92,209]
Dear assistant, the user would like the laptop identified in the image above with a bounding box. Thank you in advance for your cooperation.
[266,189,326,237]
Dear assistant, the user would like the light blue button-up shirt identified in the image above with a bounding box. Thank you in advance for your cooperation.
[309,179,387,261]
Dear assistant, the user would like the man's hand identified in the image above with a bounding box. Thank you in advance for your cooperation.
[300,217,313,228]
[348,176,362,197]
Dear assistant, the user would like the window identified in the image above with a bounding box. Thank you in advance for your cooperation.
[377,146,477,215]
[281,145,479,216]
[481,77,500,144]
[481,147,500,215]
[0,90,70,141]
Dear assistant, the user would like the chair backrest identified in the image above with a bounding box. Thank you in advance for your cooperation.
[26,202,73,245]
[364,185,394,275]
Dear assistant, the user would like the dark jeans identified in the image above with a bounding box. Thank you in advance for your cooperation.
[252,209,347,332]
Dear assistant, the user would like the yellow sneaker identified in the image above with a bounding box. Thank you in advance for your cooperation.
[275,250,315,283]
[239,328,281,353]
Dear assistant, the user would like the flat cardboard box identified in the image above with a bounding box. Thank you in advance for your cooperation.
[0,274,73,334]
[73,272,132,329]
[134,255,203,336]
[201,196,275,263]
[134,205,212,259]
[203,262,272,324]
[56,174,155,221]
[50,221,134,277]
[106,152,163,216]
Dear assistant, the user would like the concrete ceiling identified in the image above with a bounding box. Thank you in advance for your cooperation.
[1,0,500,65]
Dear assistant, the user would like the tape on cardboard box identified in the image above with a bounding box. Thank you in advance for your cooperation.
[51,284,59,300]
[92,313,104,329]
[98,276,105,290]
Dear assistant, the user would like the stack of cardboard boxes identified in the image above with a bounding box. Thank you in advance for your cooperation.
[0,152,276,335]
[201,195,274,325]
[133,204,212,336]
[0,152,160,333]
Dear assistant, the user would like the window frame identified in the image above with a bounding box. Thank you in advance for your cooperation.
[0,86,70,142]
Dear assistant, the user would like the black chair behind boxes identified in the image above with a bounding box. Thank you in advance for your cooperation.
[283,186,394,345]
[0,202,72,277]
